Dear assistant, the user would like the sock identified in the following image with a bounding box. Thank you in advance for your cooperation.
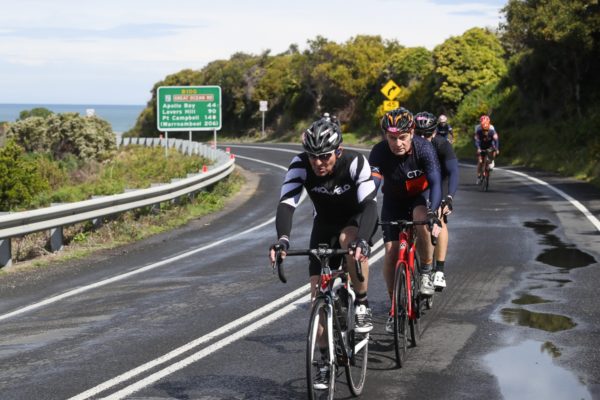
[436,260,445,272]
[420,263,433,275]
[355,291,368,307]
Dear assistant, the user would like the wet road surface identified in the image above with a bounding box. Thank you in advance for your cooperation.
[0,143,598,399]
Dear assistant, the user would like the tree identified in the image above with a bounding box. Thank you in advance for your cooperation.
[432,28,507,112]
[18,107,53,120]
[0,140,48,211]
[500,0,600,117]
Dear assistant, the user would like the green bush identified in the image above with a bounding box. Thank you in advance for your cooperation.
[7,112,116,162]
[0,140,49,211]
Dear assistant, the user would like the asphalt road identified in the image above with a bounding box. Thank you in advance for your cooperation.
[0,143,598,400]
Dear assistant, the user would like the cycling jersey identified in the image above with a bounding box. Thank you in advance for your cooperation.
[436,124,453,141]
[474,124,499,151]
[276,150,378,246]
[368,134,442,211]
[431,135,459,198]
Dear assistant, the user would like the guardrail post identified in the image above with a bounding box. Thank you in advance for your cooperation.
[0,238,11,268]
[48,227,64,252]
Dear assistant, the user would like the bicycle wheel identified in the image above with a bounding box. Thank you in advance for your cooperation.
[393,268,408,367]
[483,171,490,192]
[344,321,369,395]
[307,297,336,400]
[409,267,421,347]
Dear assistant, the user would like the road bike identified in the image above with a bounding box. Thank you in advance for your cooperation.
[379,220,434,367]
[275,244,369,399]
[478,148,496,192]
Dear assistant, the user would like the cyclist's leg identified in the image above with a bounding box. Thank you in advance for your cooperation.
[308,219,338,350]
[433,217,448,289]
[339,225,368,296]
[476,152,484,179]
[413,198,435,296]
[381,196,405,301]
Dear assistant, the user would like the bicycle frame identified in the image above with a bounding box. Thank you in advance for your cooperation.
[275,244,369,397]
[389,224,419,321]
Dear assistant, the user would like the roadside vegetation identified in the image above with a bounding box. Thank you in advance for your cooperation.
[127,0,599,186]
[0,109,244,269]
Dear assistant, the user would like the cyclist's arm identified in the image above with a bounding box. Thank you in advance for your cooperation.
[419,140,442,211]
[351,154,378,241]
[275,155,306,240]
[474,128,482,151]
[439,140,459,198]
[367,143,384,192]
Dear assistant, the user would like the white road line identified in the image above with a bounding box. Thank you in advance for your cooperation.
[500,168,600,232]
[0,154,293,323]
[70,243,385,400]
[459,162,599,232]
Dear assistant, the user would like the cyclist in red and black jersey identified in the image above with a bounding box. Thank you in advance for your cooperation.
[474,115,499,184]
[269,118,378,336]
[368,108,442,333]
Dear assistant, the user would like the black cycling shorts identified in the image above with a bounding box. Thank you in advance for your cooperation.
[380,194,427,243]
[308,216,376,276]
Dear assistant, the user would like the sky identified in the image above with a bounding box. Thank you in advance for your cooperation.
[0,0,506,106]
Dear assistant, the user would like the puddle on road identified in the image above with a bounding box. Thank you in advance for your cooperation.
[524,219,597,271]
[500,308,576,332]
[484,340,591,400]
[511,294,551,305]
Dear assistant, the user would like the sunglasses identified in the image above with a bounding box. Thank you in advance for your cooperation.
[307,151,335,161]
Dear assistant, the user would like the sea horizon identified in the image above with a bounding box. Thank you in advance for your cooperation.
[0,103,146,133]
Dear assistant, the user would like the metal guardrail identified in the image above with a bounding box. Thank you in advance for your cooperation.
[0,137,235,268]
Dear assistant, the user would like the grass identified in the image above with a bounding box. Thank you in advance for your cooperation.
[3,152,244,273]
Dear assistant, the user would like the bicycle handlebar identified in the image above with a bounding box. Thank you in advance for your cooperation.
[274,247,364,283]
[379,219,438,246]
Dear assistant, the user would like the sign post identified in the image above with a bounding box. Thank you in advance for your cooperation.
[259,100,268,137]
[157,86,222,153]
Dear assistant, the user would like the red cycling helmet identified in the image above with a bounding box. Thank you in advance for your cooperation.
[480,115,491,130]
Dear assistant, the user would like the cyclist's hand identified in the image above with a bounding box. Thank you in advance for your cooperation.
[477,148,482,155]
[349,238,370,262]
[442,195,453,215]
[426,210,442,238]
[269,237,289,266]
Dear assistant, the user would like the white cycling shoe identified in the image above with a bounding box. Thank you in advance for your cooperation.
[420,274,435,296]
[433,271,446,290]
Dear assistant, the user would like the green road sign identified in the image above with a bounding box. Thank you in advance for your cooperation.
[157,86,221,131]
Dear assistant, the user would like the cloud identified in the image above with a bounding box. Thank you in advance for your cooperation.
[0,23,200,40]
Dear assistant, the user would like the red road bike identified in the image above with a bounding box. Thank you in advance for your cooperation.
[379,220,434,367]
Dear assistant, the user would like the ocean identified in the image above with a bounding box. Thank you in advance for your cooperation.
[0,103,145,133]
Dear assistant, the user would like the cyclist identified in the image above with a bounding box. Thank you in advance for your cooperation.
[268,118,378,387]
[368,108,442,334]
[414,112,459,290]
[436,114,454,144]
[474,115,499,184]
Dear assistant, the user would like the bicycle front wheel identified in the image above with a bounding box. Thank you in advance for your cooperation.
[345,323,369,395]
[307,297,336,400]
[409,266,421,347]
[393,268,408,367]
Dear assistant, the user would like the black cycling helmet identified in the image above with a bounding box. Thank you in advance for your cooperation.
[302,118,343,154]
[380,108,414,134]
[414,111,437,137]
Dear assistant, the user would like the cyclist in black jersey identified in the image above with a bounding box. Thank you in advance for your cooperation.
[415,111,459,291]
[436,114,454,144]
[368,108,442,334]
[269,118,378,337]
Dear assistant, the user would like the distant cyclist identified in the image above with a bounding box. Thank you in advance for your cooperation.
[474,115,499,184]
[414,111,459,291]
[368,108,442,334]
[436,114,454,144]
[268,117,378,377]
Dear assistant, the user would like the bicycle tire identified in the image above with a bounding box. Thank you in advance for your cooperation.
[393,268,408,367]
[307,297,336,400]
[484,171,490,192]
[345,325,369,395]
[409,266,421,347]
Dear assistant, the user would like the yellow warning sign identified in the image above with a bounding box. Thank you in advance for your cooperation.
[380,80,401,100]
[383,100,400,111]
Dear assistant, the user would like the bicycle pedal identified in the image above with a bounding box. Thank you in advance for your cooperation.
[435,287,444,292]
